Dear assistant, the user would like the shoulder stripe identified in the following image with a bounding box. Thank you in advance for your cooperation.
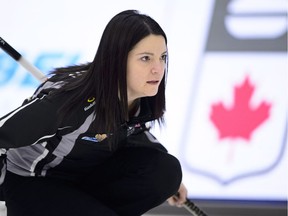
[0,98,39,128]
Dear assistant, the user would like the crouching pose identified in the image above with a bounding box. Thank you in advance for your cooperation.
[0,10,187,216]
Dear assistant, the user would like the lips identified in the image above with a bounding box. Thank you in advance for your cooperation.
[147,80,159,84]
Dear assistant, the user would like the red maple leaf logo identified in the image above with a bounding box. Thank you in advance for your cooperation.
[210,76,271,140]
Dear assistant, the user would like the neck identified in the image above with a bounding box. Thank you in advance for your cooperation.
[128,99,140,117]
[128,99,138,110]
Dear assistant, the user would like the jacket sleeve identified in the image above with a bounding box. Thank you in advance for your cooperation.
[0,94,63,149]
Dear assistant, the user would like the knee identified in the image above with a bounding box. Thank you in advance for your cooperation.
[117,147,182,199]
[150,151,182,199]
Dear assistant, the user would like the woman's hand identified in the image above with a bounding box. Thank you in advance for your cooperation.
[167,182,188,207]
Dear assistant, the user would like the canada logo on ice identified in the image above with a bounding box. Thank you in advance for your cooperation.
[210,76,271,141]
[182,75,287,185]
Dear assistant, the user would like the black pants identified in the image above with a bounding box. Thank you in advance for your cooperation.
[2,147,182,216]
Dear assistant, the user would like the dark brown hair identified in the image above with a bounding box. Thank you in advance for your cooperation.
[49,10,168,148]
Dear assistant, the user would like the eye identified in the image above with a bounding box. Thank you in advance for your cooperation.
[140,56,151,62]
[160,54,167,62]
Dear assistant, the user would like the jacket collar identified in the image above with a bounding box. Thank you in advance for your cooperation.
[127,98,155,125]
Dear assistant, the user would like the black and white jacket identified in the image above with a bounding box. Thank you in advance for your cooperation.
[0,79,166,184]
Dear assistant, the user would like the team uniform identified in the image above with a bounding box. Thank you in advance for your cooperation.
[0,76,182,216]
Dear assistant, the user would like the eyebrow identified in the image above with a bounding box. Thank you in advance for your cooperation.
[136,51,168,56]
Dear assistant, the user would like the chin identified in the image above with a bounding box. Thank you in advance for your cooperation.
[146,92,158,97]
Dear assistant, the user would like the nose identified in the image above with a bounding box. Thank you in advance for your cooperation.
[151,61,165,74]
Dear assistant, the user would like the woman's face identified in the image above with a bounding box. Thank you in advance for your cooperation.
[127,34,167,105]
